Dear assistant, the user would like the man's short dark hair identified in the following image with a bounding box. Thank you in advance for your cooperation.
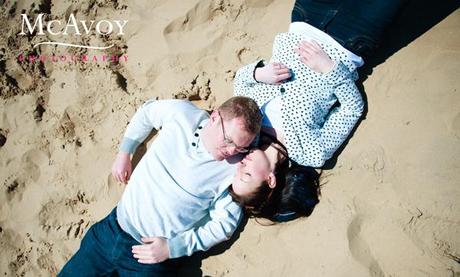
[218,96,262,135]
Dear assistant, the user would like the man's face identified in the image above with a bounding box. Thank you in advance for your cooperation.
[205,111,255,161]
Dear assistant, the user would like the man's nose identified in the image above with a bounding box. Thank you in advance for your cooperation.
[226,145,238,155]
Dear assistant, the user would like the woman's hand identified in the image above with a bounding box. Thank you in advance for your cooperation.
[132,237,170,264]
[254,62,291,84]
[295,40,335,74]
[111,152,132,184]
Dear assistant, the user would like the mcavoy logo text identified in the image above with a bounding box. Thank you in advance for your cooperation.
[20,13,128,49]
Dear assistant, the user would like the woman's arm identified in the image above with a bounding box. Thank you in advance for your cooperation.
[293,42,364,166]
[131,190,243,262]
[234,61,291,98]
[233,60,261,99]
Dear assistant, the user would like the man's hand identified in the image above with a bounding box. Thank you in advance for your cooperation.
[254,62,291,84]
[132,237,170,264]
[295,40,335,74]
[111,152,132,184]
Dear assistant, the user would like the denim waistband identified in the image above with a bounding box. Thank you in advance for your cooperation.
[108,207,138,244]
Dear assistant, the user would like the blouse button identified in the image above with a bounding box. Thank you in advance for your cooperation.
[280,87,286,94]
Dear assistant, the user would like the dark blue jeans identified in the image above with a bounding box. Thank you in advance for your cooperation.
[291,0,406,58]
[59,208,185,277]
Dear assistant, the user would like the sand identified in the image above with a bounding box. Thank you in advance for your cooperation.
[0,0,459,276]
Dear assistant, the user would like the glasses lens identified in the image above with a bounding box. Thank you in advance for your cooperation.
[237,148,249,153]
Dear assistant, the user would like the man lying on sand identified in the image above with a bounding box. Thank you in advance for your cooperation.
[59,96,262,276]
[59,1,407,275]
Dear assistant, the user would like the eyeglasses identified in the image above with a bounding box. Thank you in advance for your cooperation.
[218,111,250,153]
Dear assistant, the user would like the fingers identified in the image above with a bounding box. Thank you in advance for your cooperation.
[121,171,128,184]
[132,251,160,264]
[116,171,125,184]
[301,40,318,51]
[132,246,152,254]
[113,170,120,183]
[132,239,162,264]
[132,244,155,256]
[265,62,290,84]
[296,43,314,58]
[276,67,290,75]
[275,73,291,83]
[294,46,308,57]
[112,152,132,184]
[112,166,131,184]
[271,62,281,69]
[297,40,324,58]
[309,40,322,50]
[300,40,322,52]
[299,56,310,66]
[137,258,158,264]
[270,62,288,69]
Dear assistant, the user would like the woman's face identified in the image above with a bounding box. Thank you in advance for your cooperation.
[231,149,273,197]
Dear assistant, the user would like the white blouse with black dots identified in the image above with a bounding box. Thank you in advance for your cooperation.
[234,30,364,168]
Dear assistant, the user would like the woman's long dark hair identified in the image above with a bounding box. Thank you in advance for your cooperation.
[229,132,321,222]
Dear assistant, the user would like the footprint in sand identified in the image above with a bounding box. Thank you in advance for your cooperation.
[56,111,76,143]
[2,149,49,202]
[236,47,257,64]
[38,192,93,240]
[36,241,59,275]
[0,128,7,147]
[173,73,212,101]
[21,149,49,182]
[33,97,46,122]
[347,215,385,276]
[0,228,58,276]
[4,178,26,202]
[163,0,244,52]
[0,227,42,276]
[77,91,111,126]
[357,146,386,183]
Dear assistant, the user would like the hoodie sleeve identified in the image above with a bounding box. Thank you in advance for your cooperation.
[292,61,364,167]
[119,99,186,154]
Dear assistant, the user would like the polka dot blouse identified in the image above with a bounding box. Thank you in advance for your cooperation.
[234,32,364,167]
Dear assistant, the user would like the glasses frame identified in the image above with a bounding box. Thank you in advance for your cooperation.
[218,111,250,154]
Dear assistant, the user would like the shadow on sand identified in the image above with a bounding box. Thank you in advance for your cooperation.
[323,0,460,170]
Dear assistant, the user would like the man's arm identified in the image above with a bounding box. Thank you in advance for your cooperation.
[131,190,243,263]
[119,99,178,154]
[112,99,182,183]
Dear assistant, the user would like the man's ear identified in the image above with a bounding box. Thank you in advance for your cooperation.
[209,110,219,123]
[267,172,277,189]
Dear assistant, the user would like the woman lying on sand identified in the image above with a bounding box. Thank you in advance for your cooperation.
[229,0,405,222]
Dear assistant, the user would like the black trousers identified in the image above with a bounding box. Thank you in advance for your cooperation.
[291,0,406,58]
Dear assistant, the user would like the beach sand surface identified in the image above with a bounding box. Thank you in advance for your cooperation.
[0,1,459,276]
